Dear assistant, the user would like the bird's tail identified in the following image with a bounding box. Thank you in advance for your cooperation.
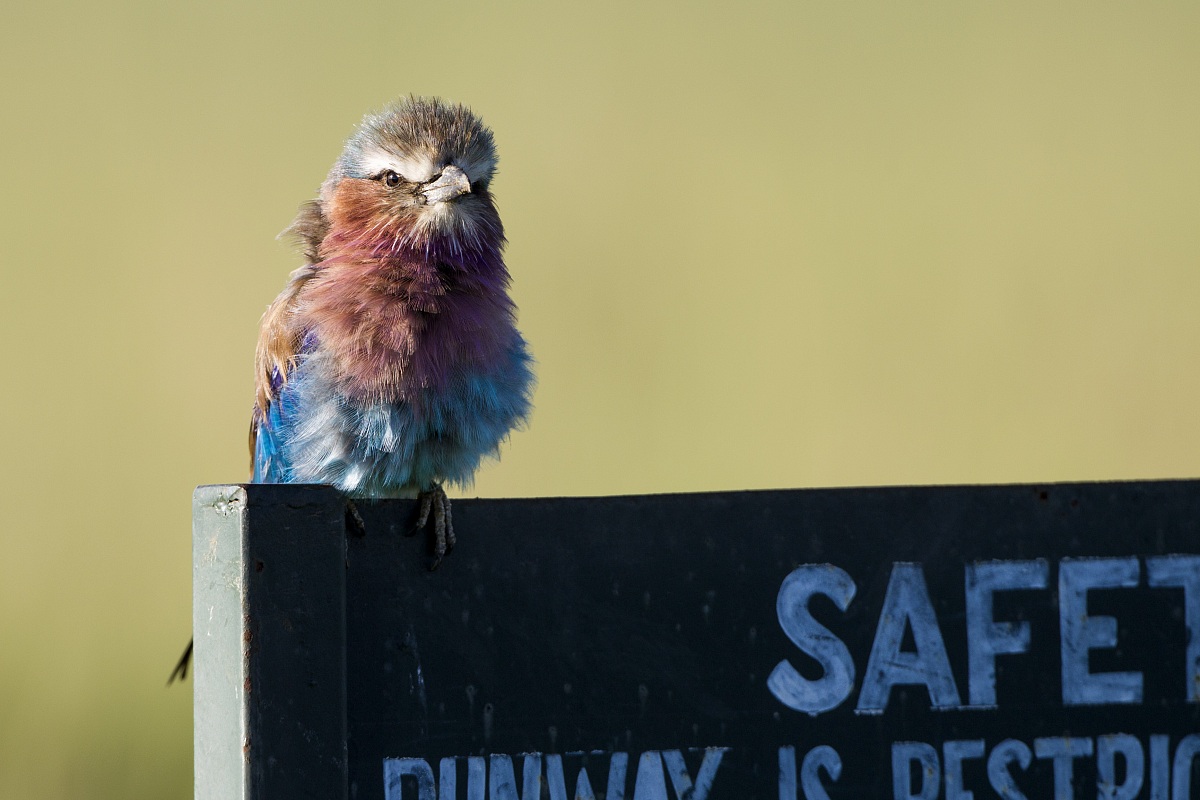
[168,639,193,686]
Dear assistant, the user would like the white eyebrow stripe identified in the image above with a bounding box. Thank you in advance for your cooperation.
[359,151,435,183]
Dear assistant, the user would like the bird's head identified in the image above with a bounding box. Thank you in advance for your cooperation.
[315,97,503,260]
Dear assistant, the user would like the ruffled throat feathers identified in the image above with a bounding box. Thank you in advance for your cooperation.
[299,189,517,403]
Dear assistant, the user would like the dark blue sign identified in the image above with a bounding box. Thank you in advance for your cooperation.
[192,481,1200,800]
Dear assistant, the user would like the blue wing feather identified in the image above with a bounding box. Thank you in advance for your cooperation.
[251,398,288,483]
[251,353,305,484]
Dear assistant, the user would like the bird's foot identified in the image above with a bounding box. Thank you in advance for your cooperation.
[345,499,366,538]
[410,483,455,569]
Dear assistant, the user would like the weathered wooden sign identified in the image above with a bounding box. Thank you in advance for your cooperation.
[192,481,1200,800]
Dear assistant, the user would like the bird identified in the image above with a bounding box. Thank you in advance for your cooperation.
[252,95,533,541]
[169,96,533,684]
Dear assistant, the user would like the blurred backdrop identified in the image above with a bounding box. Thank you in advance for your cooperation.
[2,1,1199,796]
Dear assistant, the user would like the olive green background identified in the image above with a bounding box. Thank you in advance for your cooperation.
[2,1,1198,796]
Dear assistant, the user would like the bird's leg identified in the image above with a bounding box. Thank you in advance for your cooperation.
[411,483,454,569]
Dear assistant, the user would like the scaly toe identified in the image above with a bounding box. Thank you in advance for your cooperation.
[409,490,434,537]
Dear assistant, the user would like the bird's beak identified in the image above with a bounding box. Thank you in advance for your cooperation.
[421,165,472,204]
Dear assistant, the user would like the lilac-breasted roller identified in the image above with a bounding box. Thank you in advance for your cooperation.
[252,96,533,559]
[170,97,532,683]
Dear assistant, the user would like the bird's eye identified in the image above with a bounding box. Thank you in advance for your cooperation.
[381,171,401,188]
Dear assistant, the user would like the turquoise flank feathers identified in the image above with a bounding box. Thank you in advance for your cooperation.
[252,333,533,497]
